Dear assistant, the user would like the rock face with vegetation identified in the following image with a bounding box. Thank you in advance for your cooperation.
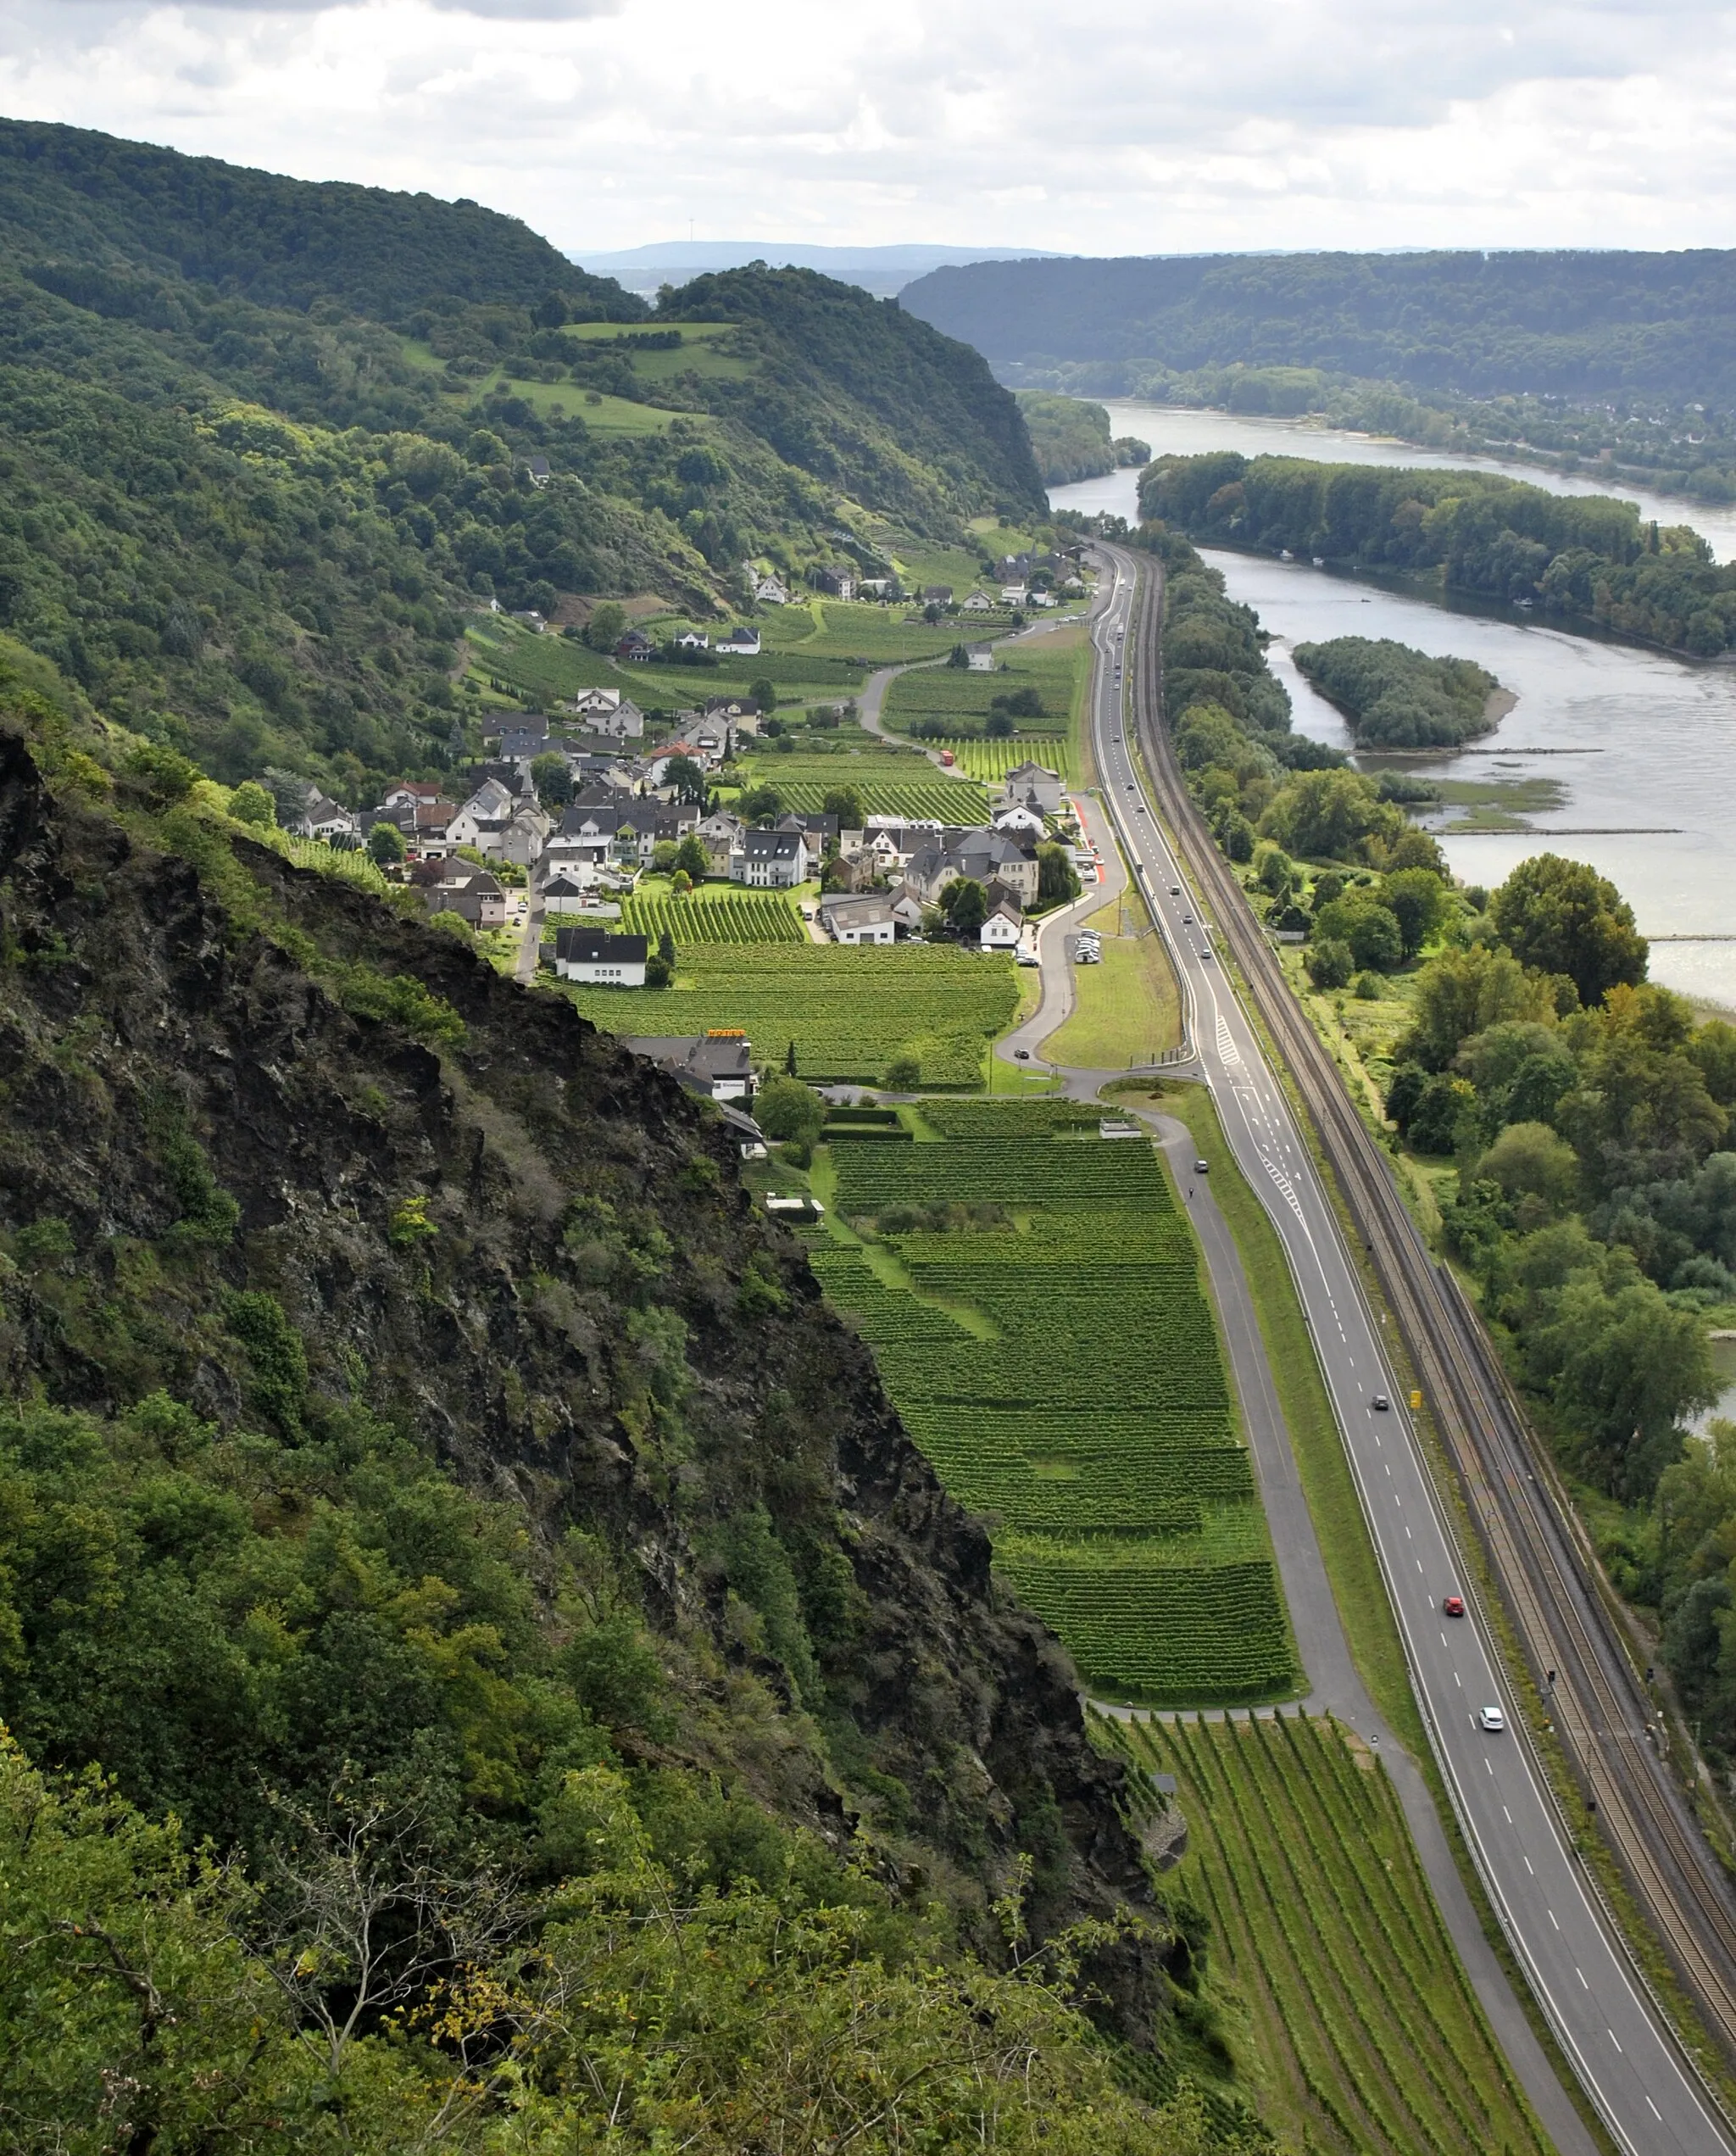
[0,674,1251,2148]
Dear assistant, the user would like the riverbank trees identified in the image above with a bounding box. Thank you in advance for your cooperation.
[1292,635,1501,749]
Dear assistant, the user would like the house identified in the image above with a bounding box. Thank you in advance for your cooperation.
[732,827,810,889]
[962,591,995,612]
[497,723,553,764]
[921,585,953,606]
[615,630,655,662]
[965,643,995,672]
[899,845,957,908]
[703,694,761,727]
[500,799,552,868]
[540,870,601,915]
[1002,760,1065,816]
[675,628,709,650]
[525,455,551,487]
[949,831,1039,905]
[992,801,1047,839]
[776,811,840,853]
[859,577,893,599]
[574,691,645,741]
[816,564,857,599]
[980,902,1023,952]
[623,1031,757,1103]
[445,777,518,856]
[694,809,745,876]
[381,780,444,815]
[510,610,548,632]
[571,687,622,719]
[820,894,897,945]
[430,871,508,931]
[1000,585,1028,607]
[982,876,1027,920]
[554,928,648,985]
[716,624,760,656]
[887,887,927,935]
[752,572,790,604]
[294,790,359,844]
[611,800,699,866]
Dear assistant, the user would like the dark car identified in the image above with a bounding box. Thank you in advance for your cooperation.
[1372,1393,1390,1411]
[1170,885,1181,895]
[1182,913,1194,924]
[1444,1595,1466,1618]
[1014,1049,1031,1061]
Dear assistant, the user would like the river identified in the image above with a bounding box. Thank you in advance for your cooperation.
[1052,404,1736,1011]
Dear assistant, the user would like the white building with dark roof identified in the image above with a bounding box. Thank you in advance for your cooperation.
[732,827,810,888]
[554,928,648,985]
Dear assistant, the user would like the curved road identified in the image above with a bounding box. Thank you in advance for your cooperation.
[1082,543,1730,2155]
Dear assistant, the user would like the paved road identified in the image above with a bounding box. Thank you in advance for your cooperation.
[1087,547,1728,2155]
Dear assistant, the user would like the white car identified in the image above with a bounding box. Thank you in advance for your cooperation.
[1478,1705,1505,1734]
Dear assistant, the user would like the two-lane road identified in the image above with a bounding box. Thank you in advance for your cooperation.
[1086,546,1729,2156]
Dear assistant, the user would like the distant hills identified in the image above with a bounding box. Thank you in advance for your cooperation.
[901,248,1736,406]
[578,241,1059,301]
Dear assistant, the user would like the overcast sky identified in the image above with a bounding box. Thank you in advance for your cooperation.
[7,0,1731,260]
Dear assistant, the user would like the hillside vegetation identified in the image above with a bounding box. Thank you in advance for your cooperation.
[0,655,1284,2150]
[1140,450,1736,656]
[0,118,1042,802]
[1015,393,1151,486]
[1291,637,1501,749]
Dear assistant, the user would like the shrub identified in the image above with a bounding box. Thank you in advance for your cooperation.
[1305,937,1354,990]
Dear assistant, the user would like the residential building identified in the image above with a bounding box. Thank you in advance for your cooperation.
[961,592,995,612]
[554,928,648,986]
[820,894,897,945]
[623,1030,756,1103]
[816,564,857,599]
[732,827,810,888]
[949,830,1039,905]
[887,888,927,934]
[574,694,645,741]
[716,624,760,655]
[752,572,790,604]
[612,800,700,866]
[921,584,953,606]
[615,630,655,662]
[571,686,623,720]
[965,643,994,672]
[525,455,551,487]
[899,845,957,907]
[430,871,507,931]
[540,871,600,915]
[1002,760,1066,816]
[776,811,840,853]
[294,790,358,843]
[980,902,1023,952]
[999,584,1028,607]
[510,610,548,632]
[675,628,709,650]
[694,809,745,876]
[496,723,553,763]
[703,694,761,724]
[992,801,1047,839]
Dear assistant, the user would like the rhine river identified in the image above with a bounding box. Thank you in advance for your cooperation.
[1050,404,1736,1011]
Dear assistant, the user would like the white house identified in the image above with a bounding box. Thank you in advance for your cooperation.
[980,903,1024,952]
[540,871,601,915]
[732,827,810,889]
[1000,584,1028,606]
[675,629,709,650]
[962,592,995,612]
[570,686,646,740]
[820,894,897,945]
[431,872,508,931]
[887,888,927,935]
[752,572,790,604]
[965,643,995,672]
[1002,760,1066,816]
[992,801,1048,839]
[716,624,760,655]
[445,777,516,855]
[625,1031,756,1102]
[554,928,648,985]
[298,792,359,844]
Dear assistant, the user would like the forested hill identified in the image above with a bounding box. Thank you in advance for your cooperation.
[902,249,1736,405]
[0,116,643,320]
[0,118,1043,799]
[671,265,1044,514]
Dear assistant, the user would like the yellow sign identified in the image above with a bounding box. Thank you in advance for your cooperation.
[1409,1389,1422,1411]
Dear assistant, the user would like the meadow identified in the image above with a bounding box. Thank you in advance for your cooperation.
[819,1113,1296,1704]
[1111,1713,1552,2156]
[1043,895,1183,1068]
[562,944,1018,1084]
[881,625,1088,746]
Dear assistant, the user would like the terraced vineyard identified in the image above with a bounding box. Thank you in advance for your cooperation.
[735,755,990,824]
[621,892,803,944]
[565,945,1018,1085]
[821,1110,1295,1703]
[1112,1714,1551,2156]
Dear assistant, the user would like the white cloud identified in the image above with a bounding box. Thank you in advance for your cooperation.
[4,0,1735,254]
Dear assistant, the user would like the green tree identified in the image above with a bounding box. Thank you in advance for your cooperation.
[229,778,275,827]
[367,820,406,866]
[585,600,627,650]
[1381,866,1449,959]
[1476,1122,1582,1217]
[750,677,777,711]
[1037,843,1080,905]
[943,878,988,938]
[756,1075,824,1149]
[1261,768,1401,861]
[884,1053,921,1089]
[1492,854,1649,1008]
[675,833,709,879]
[664,755,707,803]
[1312,895,1402,972]
[739,784,783,824]
[651,839,681,875]
[822,786,865,829]
[1401,943,1559,1069]
[1305,935,1354,990]
[531,749,573,807]
[1253,842,1294,899]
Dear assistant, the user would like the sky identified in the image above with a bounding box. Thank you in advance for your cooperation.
[5,0,1732,261]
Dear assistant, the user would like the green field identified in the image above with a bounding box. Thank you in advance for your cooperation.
[938,736,1075,785]
[1045,894,1183,1068]
[562,320,752,384]
[621,890,804,945]
[882,627,1088,745]
[735,753,990,822]
[1113,1713,1550,2156]
[752,601,965,666]
[562,944,1018,1084]
[817,1114,1296,1703]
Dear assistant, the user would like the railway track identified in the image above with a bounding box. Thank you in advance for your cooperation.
[1110,542,1736,2085]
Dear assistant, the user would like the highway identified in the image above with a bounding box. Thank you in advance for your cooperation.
[1082,543,1733,2156]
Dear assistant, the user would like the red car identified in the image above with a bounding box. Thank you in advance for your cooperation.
[1443,1595,1466,1618]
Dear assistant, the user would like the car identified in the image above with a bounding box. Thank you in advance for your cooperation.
[1182,913,1194,924]
[1014,1049,1031,1060]
[1478,1705,1505,1733]
[1372,1393,1390,1411]
[1443,1595,1466,1618]
[1199,949,1213,961]
[1194,1159,1210,1175]
[1127,783,1137,792]
[1170,885,1181,896]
